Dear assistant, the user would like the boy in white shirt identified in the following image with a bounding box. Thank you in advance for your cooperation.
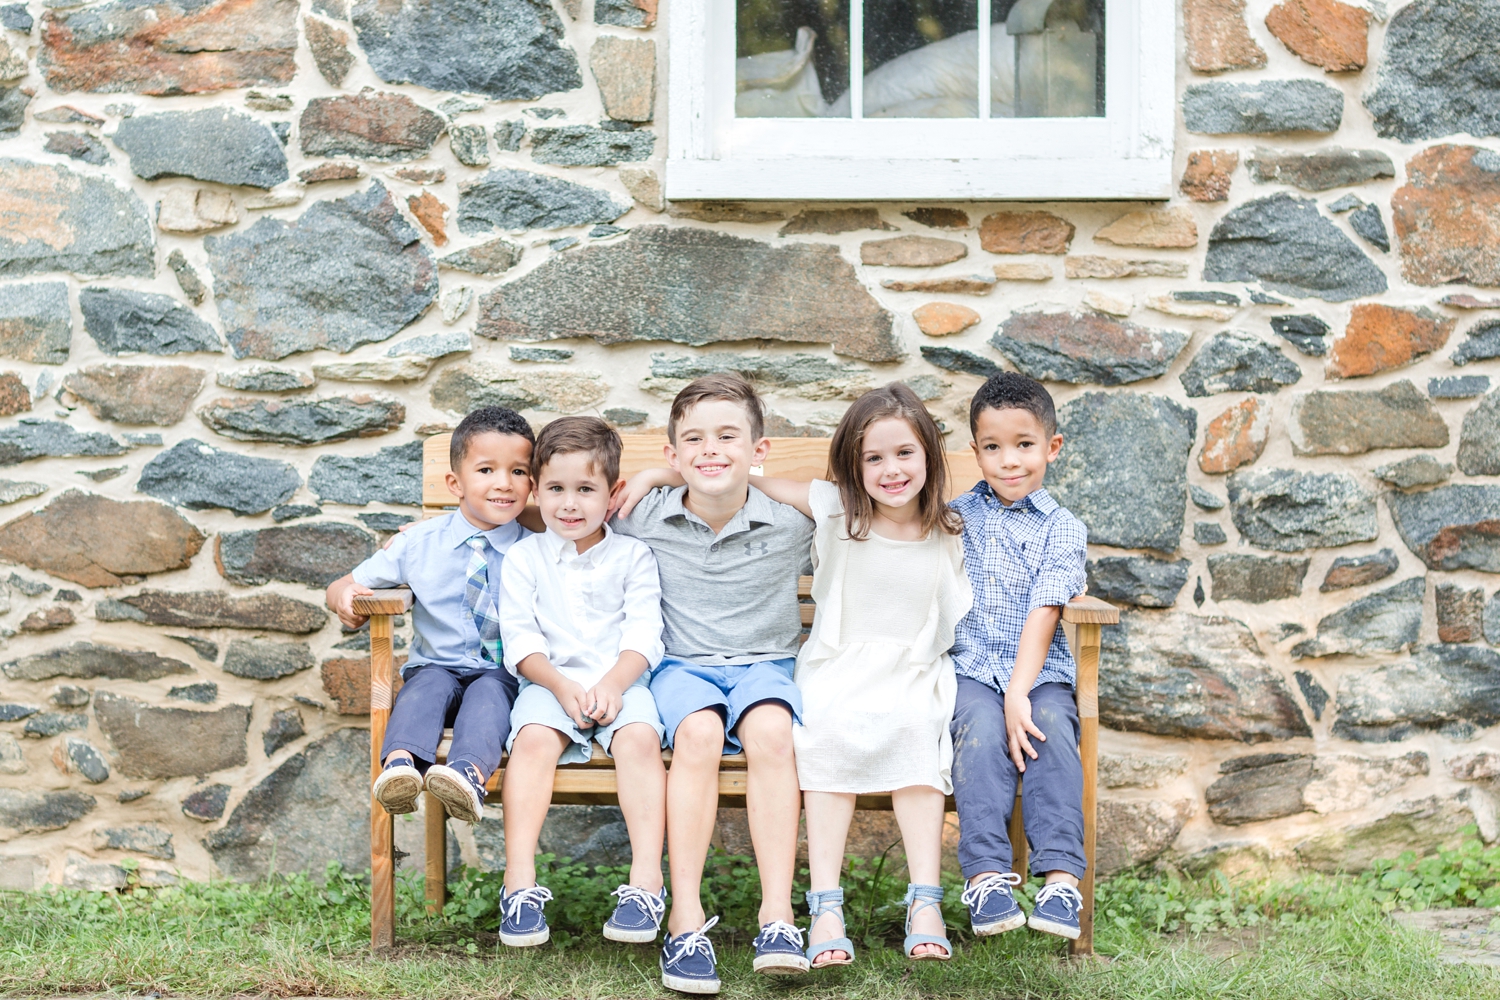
[497,416,668,949]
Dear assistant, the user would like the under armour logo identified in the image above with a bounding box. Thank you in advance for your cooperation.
[745,540,770,556]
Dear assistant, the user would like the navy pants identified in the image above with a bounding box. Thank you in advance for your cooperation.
[950,677,1086,880]
[380,664,518,782]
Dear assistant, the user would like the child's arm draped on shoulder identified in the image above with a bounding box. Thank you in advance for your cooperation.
[613,466,682,519]
[588,544,664,726]
[747,474,813,518]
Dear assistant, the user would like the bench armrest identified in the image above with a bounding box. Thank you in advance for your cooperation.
[352,588,415,616]
[1062,595,1119,624]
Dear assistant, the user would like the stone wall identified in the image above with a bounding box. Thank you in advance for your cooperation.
[2,0,1500,890]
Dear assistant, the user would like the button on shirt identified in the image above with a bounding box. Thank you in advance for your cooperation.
[613,485,814,665]
[498,525,665,688]
[351,511,528,677]
[949,482,1088,691]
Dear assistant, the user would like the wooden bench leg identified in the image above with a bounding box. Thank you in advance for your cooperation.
[425,791,447,914]
[1071,621,1101,958]
[369,612,396,950]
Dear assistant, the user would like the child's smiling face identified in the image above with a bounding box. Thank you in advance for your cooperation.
[445,430,534,530]
[666,398,770,502]
[535,450,615,552]
[859,416,927,513]
[971,406,1062,505]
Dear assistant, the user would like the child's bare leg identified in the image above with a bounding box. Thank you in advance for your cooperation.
[737,702,799,927]
[892,784,947,957]
[804,790,855,962]
[501,724,569,892]
[610,722,666,893]
[384,749,413,765]
[665,708,724,935]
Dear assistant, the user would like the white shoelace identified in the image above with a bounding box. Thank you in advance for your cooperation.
[1033,882,1082,915]
[960,871,1023,910]
[757,920,804,948]
[503,885,554,923]
[612,884,666,922]
[668,916,719,964]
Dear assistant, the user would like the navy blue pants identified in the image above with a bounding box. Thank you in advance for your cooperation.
[950,677,1086,880]
[380,664,518,782]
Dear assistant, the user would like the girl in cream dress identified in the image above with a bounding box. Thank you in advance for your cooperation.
[750,383,972,967]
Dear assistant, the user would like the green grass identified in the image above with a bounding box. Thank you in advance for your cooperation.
[0,855,1496,1000]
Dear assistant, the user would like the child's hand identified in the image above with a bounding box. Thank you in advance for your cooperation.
[613,468,684,519]
[586,679,626,727]
[1004,691,1047,772]
[334,581,374,630]
[555,680,595,730]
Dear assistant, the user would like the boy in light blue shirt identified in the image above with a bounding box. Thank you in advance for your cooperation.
[326,406,535,825]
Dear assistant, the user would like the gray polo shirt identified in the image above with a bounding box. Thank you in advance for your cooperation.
[614,485,814,665]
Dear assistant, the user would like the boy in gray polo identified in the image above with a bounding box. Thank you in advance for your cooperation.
[615,374,813,994]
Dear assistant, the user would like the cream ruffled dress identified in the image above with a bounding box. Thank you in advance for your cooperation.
[792,479,973,795]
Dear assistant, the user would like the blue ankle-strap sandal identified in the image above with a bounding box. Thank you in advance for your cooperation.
[804,888,855,968]
[902,883,953,961]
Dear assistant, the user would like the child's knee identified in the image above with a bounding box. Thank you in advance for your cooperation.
[610,723,663,758]
[511,723,564,755]
[1031,699,1077,745]
[737,703,793,756]
[673,710,724,756]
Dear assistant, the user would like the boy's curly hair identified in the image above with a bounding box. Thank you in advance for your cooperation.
[968,371,1058,437]
[450,405,535,470]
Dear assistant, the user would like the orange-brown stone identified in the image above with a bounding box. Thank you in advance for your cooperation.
[0,371,30,416]
[1094,207,1199,248]
[1265,0,1369,73]
[860,235,967,267]
[1393,145,1500,288]
[40,0,298,96]
[913,302,981,337]
[298,161,362,184]
[1181,150,1239,202]
[1329,304,1455,379]
[407,191,448,247]
[1184,0,1268,73]
[0,490,205,588]
[978,211,1074,254]
[321,655,404,715]
[20,606,74,632]
[1200,397,1269,474]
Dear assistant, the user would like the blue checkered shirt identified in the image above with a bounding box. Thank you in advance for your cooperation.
[949,482,1088,692]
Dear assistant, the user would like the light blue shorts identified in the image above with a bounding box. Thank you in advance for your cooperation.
[649,656,802,754]
[505,678,665,765]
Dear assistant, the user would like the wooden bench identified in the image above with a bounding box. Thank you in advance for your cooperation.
[360,433,1118,955]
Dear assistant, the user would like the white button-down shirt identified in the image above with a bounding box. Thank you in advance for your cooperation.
[499,524,665,688]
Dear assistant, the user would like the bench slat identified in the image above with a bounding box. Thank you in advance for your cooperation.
[353,589,414,616]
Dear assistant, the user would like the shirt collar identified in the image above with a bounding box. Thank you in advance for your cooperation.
[973,480,1058,514]
[447,510,523,550]
[659,485,777,530]
[541,523,613,564]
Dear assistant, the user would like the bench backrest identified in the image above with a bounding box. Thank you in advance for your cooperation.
[421,432,987,512]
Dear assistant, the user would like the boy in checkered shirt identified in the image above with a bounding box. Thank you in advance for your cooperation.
[946,372,1090,941]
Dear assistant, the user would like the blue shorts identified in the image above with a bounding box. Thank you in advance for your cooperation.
[650,656,802,753]
[506,678,665,766]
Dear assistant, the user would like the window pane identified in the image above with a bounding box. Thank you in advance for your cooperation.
[737,0,852,118]
[853,1,979,118]
[999,0,1104,118]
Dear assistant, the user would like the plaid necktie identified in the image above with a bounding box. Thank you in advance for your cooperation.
[464,535,502,664]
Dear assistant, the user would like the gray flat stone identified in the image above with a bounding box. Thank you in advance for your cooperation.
[1228,467,1378,552]
[94,691,250,779]
[1432,375,1490,399]
[386,330,472,359]
[1293,577,1425,659]
[1179,331,1301,397]
[1208,554,1309,603]
[198,395,404,445]
[1046,392,1196,553]
[308,440,423,505]
[1334,644,1500,742]
[181,783,230,822]
[0,283,70,365]
[1206,754,1314,825]
[137,438,301,516]
[1454,321,1500,367]
[170,682,218,703]
[1183,80,1343,134]
[222,638,315,680]
[262,708,304,756]
[991,312,1188,386]
[0,419,128,466]
[0,84,28,138]
[111,109,289,189]
[0,788,95,834]
[1321,549,1400,592]
[1290,380,1449,456]
[216,522,374,587]
[530,124,654,165]
[646,352,868,398]
[80,287,222,356]
[1365,0,1500,141]
[216,365,316,393]
[206,182,437,360]
[97,589,327,633]
[477,226,900,362]
[2,642,193,682]
[1194,521,1228,545]
[494,120,526,151]
[1086,555,1189,608]
[1350,203,1390,253]
[1100,610,1310,742]
[1459,391,1500,475]
[1388,484,1500,572]
[1246,147,1394,191]
[44,131,111,165]
[64,738,110,783]
[1191,485,1226,510]
[353,0,581,101]
[1269,314,1330,357]
[439,238,524,276]
[22,712,87,738]
[450,125,489,167]
[94,824,172,859]
[0,159,154,278]
[457,168,629,233]
[1205,193,1386,302]
[1375,454,1453,489]
[918,345,1001,378]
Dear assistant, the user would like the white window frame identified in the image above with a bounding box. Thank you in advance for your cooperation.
[666,0,1175,201]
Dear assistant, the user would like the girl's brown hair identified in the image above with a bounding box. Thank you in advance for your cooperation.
[827,382,963,541]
